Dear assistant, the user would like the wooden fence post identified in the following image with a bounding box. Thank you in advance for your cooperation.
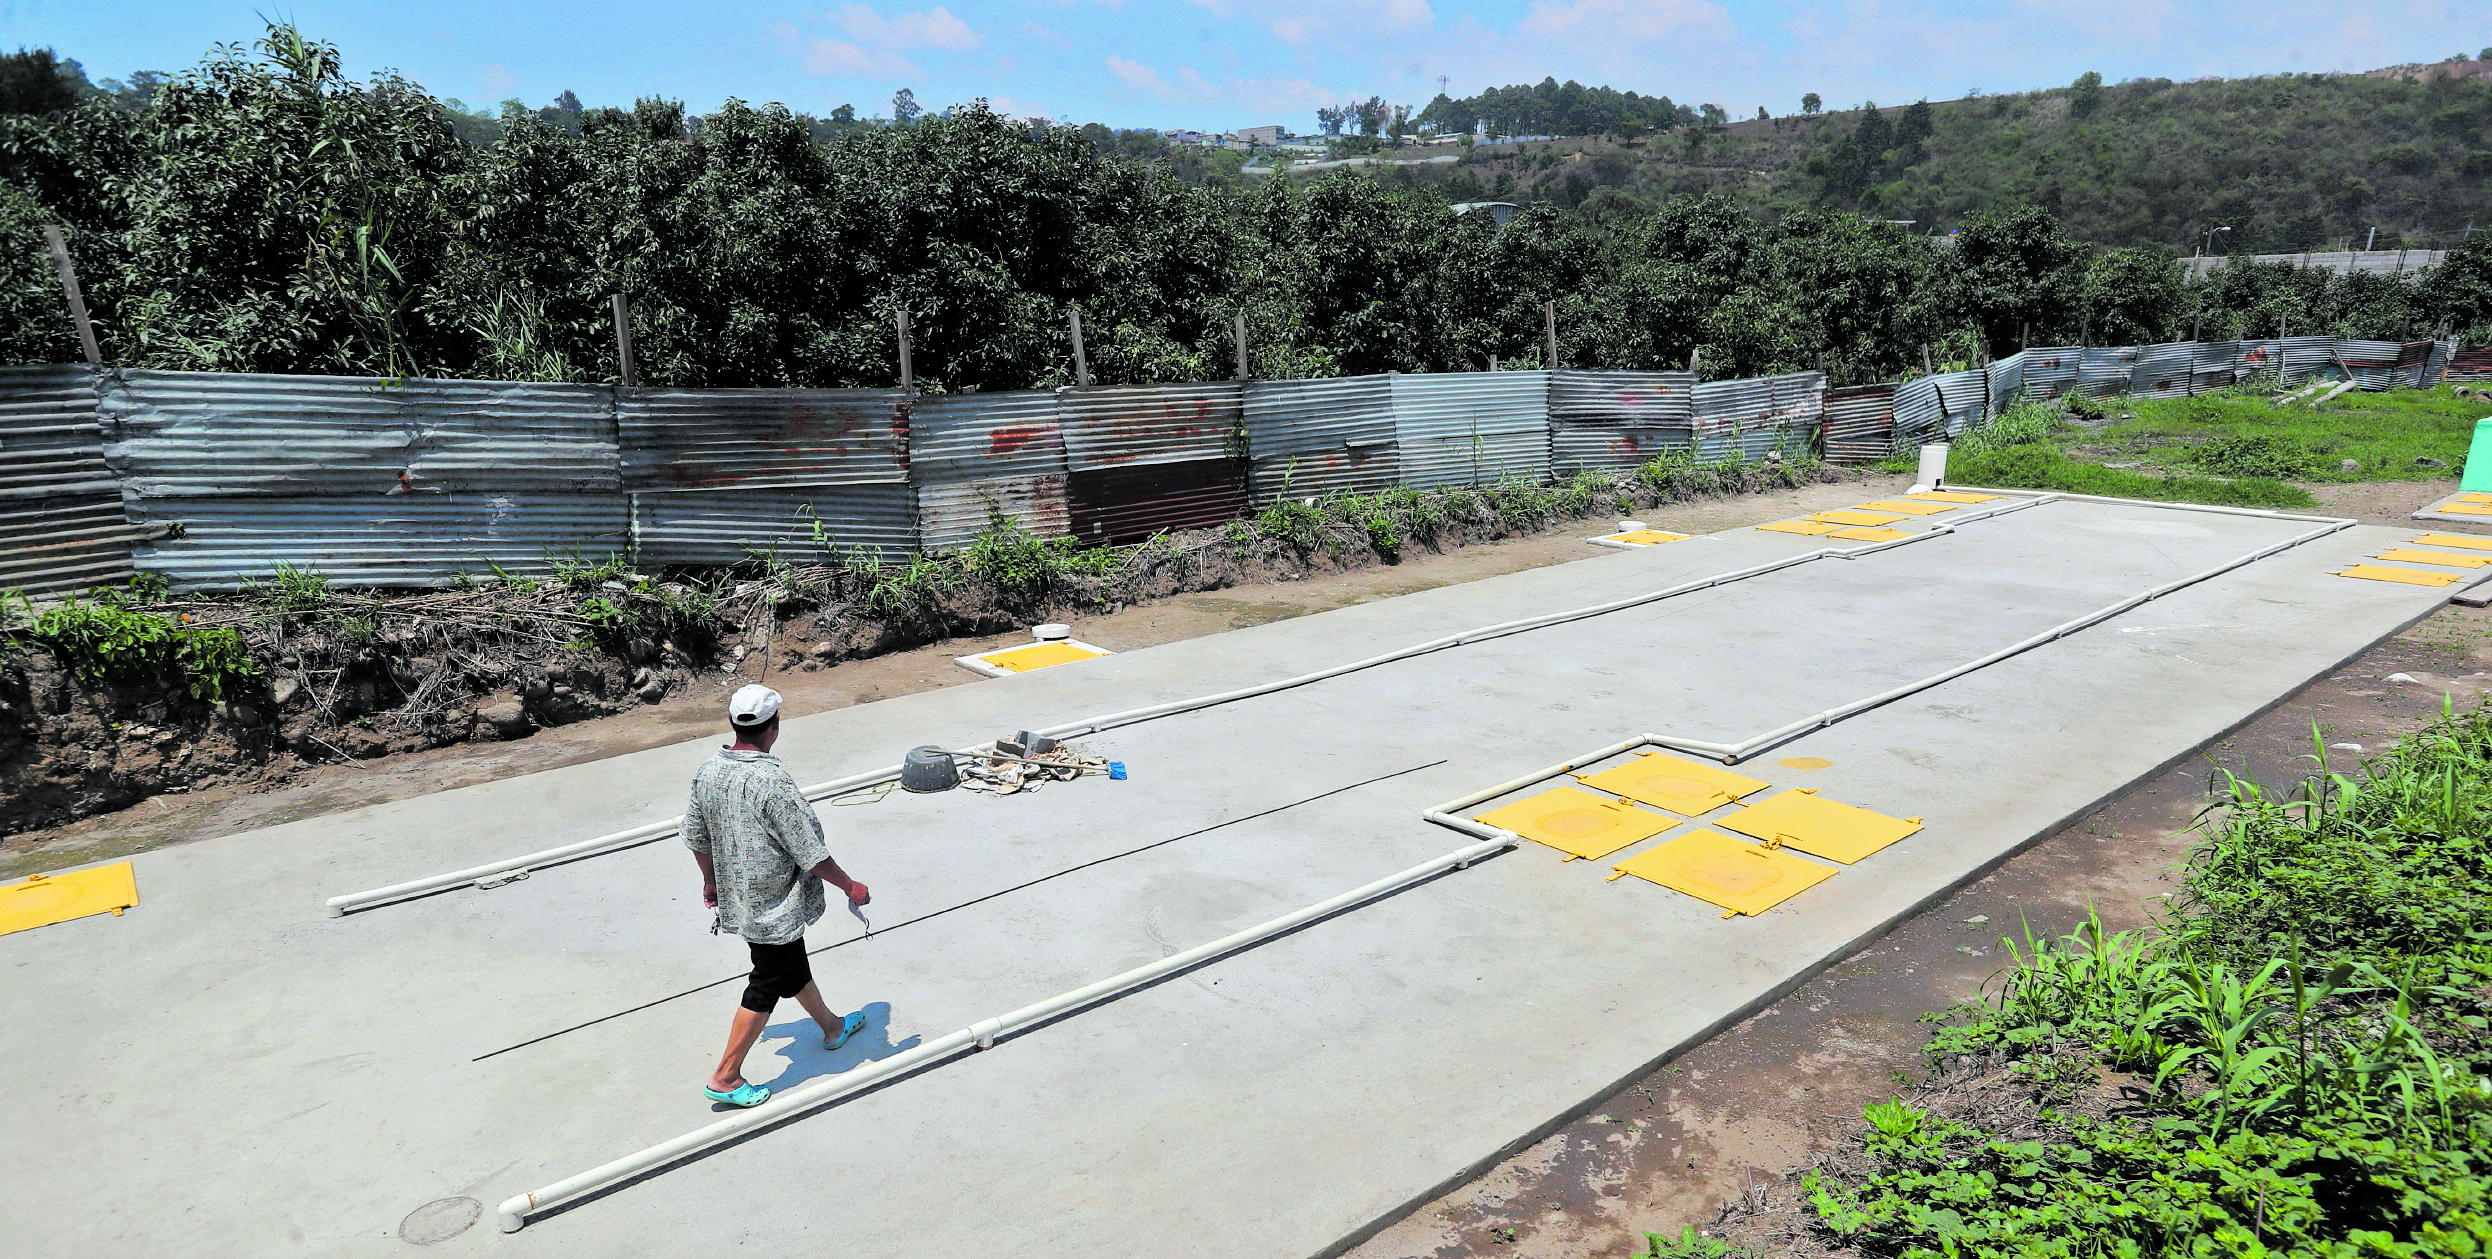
[1234,315,1248,380]
[1068,308,1090,388]
[610,293,636,387]
[897,309,914,394]
[1543,300,1558,369]
[42,226,101,365]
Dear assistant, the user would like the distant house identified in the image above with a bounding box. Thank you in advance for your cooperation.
[1449,201,1523,230]
[1237,124,1283,147]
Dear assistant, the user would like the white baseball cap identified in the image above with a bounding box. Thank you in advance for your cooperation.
[728,684,782,726]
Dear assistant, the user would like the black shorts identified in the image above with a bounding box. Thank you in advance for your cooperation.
[741,938,813,1012]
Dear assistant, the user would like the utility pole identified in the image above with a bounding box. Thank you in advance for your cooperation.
[1067,307,1090,388]
[610,293,636,388]
[42,226,101,365]
[896,309,914,393]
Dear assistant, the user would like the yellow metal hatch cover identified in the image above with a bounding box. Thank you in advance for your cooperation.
[1757,519,1845,536]
[1829,526,1914,543]
[1576,751,1769,816]
[1475,787,1678,860]
[1857,499,1957,516]
[2463,494,2492,504]
[2337,564,2464,587]
[1,863,139,937]
[2379,547,2492,569]
[2440,504,2492,517]
[1811,509,1909,527]
[1607,830,1837,916]
[1718,789,1923,865]
[2411,533,2492,552]
[1907,490,1998,503]
[962,641,1113,674]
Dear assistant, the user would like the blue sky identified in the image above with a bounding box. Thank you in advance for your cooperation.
[4,1,2485,131]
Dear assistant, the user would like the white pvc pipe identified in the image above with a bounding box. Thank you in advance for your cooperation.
[327,498,2039,916]
[495,833,1516,1232]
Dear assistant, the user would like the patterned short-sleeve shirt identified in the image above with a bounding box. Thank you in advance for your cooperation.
[683,749,832,945]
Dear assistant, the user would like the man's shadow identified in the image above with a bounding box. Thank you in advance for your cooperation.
[744,1000,921,1094]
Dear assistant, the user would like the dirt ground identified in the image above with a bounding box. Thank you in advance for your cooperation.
[1344,489,2492,1259]
[0,472,1905,880]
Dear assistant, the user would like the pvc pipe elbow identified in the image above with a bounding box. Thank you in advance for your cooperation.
[497,1195,531,1232]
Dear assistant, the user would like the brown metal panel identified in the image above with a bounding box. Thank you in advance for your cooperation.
[1065,457,1247,545]
[917,474,1073,553]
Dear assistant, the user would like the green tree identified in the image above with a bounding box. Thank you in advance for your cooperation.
[1947,206,2088,350]
[0,49,87,115]
[1801,92,1821,115]
[2080,246,2185,344]
[891,87,920,125]
[2069,70,2103,120]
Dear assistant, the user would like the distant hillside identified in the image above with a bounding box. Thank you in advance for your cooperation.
[1357,65,2492,253]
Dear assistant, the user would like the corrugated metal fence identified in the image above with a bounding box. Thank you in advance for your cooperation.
[0,366,137,596]
[0,340,2472,592]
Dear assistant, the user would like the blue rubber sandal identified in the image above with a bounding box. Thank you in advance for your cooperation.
[703,1080,770,1107]
[827,1010,867,1051]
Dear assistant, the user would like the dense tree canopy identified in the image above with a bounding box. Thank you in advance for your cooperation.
[4,27,2487,392]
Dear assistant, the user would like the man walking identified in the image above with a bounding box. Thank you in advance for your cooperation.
[684,684,872,1107]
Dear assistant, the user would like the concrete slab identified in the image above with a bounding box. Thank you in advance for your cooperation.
[0,496,2461,1258]
[2408,489,2492,524]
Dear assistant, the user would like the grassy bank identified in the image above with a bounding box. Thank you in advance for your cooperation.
[1943,396,2320,509]
[2071,385,2487,485]
[1674,705,2492,1257]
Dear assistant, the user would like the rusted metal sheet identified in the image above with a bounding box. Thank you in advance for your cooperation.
[2017,347,2081,401]
[2279,337,2340,386]
[1060,382,1243,471]
[2233,339,2286,386]
[1546,369,1697,474]
[101,369,619,497]
[122,494,628,590]
[1066,457,1247,544]
[1550,370,1696,425]
[2078,347,2137,398]
[631,484,917,567]
[905,391,1070,550]
[2130,342,2195,399]
[918,475,1072,553]
[1243,376,1395,502]
[905,391,1065,484]
[2446,346,2492,383]
[2191,341,2241,393]
[1822,384,1896,465]
[620,387,903,491]
[1984,352,2026,418]
[2340,340,2403,391]
[1891,376,1942,447]
[1549,422,1686,474]
[0,365,139,597]
[1391,371,1549,489]
[1248,446,1398,504]
[1692,372,1823,460]
[2421,339,2456,386]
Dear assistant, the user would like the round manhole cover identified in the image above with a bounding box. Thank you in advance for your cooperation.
[400,1197,482,1245]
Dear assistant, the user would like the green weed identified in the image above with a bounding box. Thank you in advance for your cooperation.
[14,591,259,701]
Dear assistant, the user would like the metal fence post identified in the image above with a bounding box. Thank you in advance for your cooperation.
[611,293,636,388]
[42,225,102,365]
[1068,308,1090,388]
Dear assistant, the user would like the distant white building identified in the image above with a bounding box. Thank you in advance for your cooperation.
[1237,124,1282,147]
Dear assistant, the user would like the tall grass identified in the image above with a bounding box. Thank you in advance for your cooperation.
[1765,703,2492,1258]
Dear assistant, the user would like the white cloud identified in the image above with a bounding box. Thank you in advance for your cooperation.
[1107,55,1176,98]
[1515,0,1736,45]
[782,4,986,79]
[478,63,516,95]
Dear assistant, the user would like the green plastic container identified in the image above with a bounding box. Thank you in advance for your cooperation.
[2465,419,2492,493]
